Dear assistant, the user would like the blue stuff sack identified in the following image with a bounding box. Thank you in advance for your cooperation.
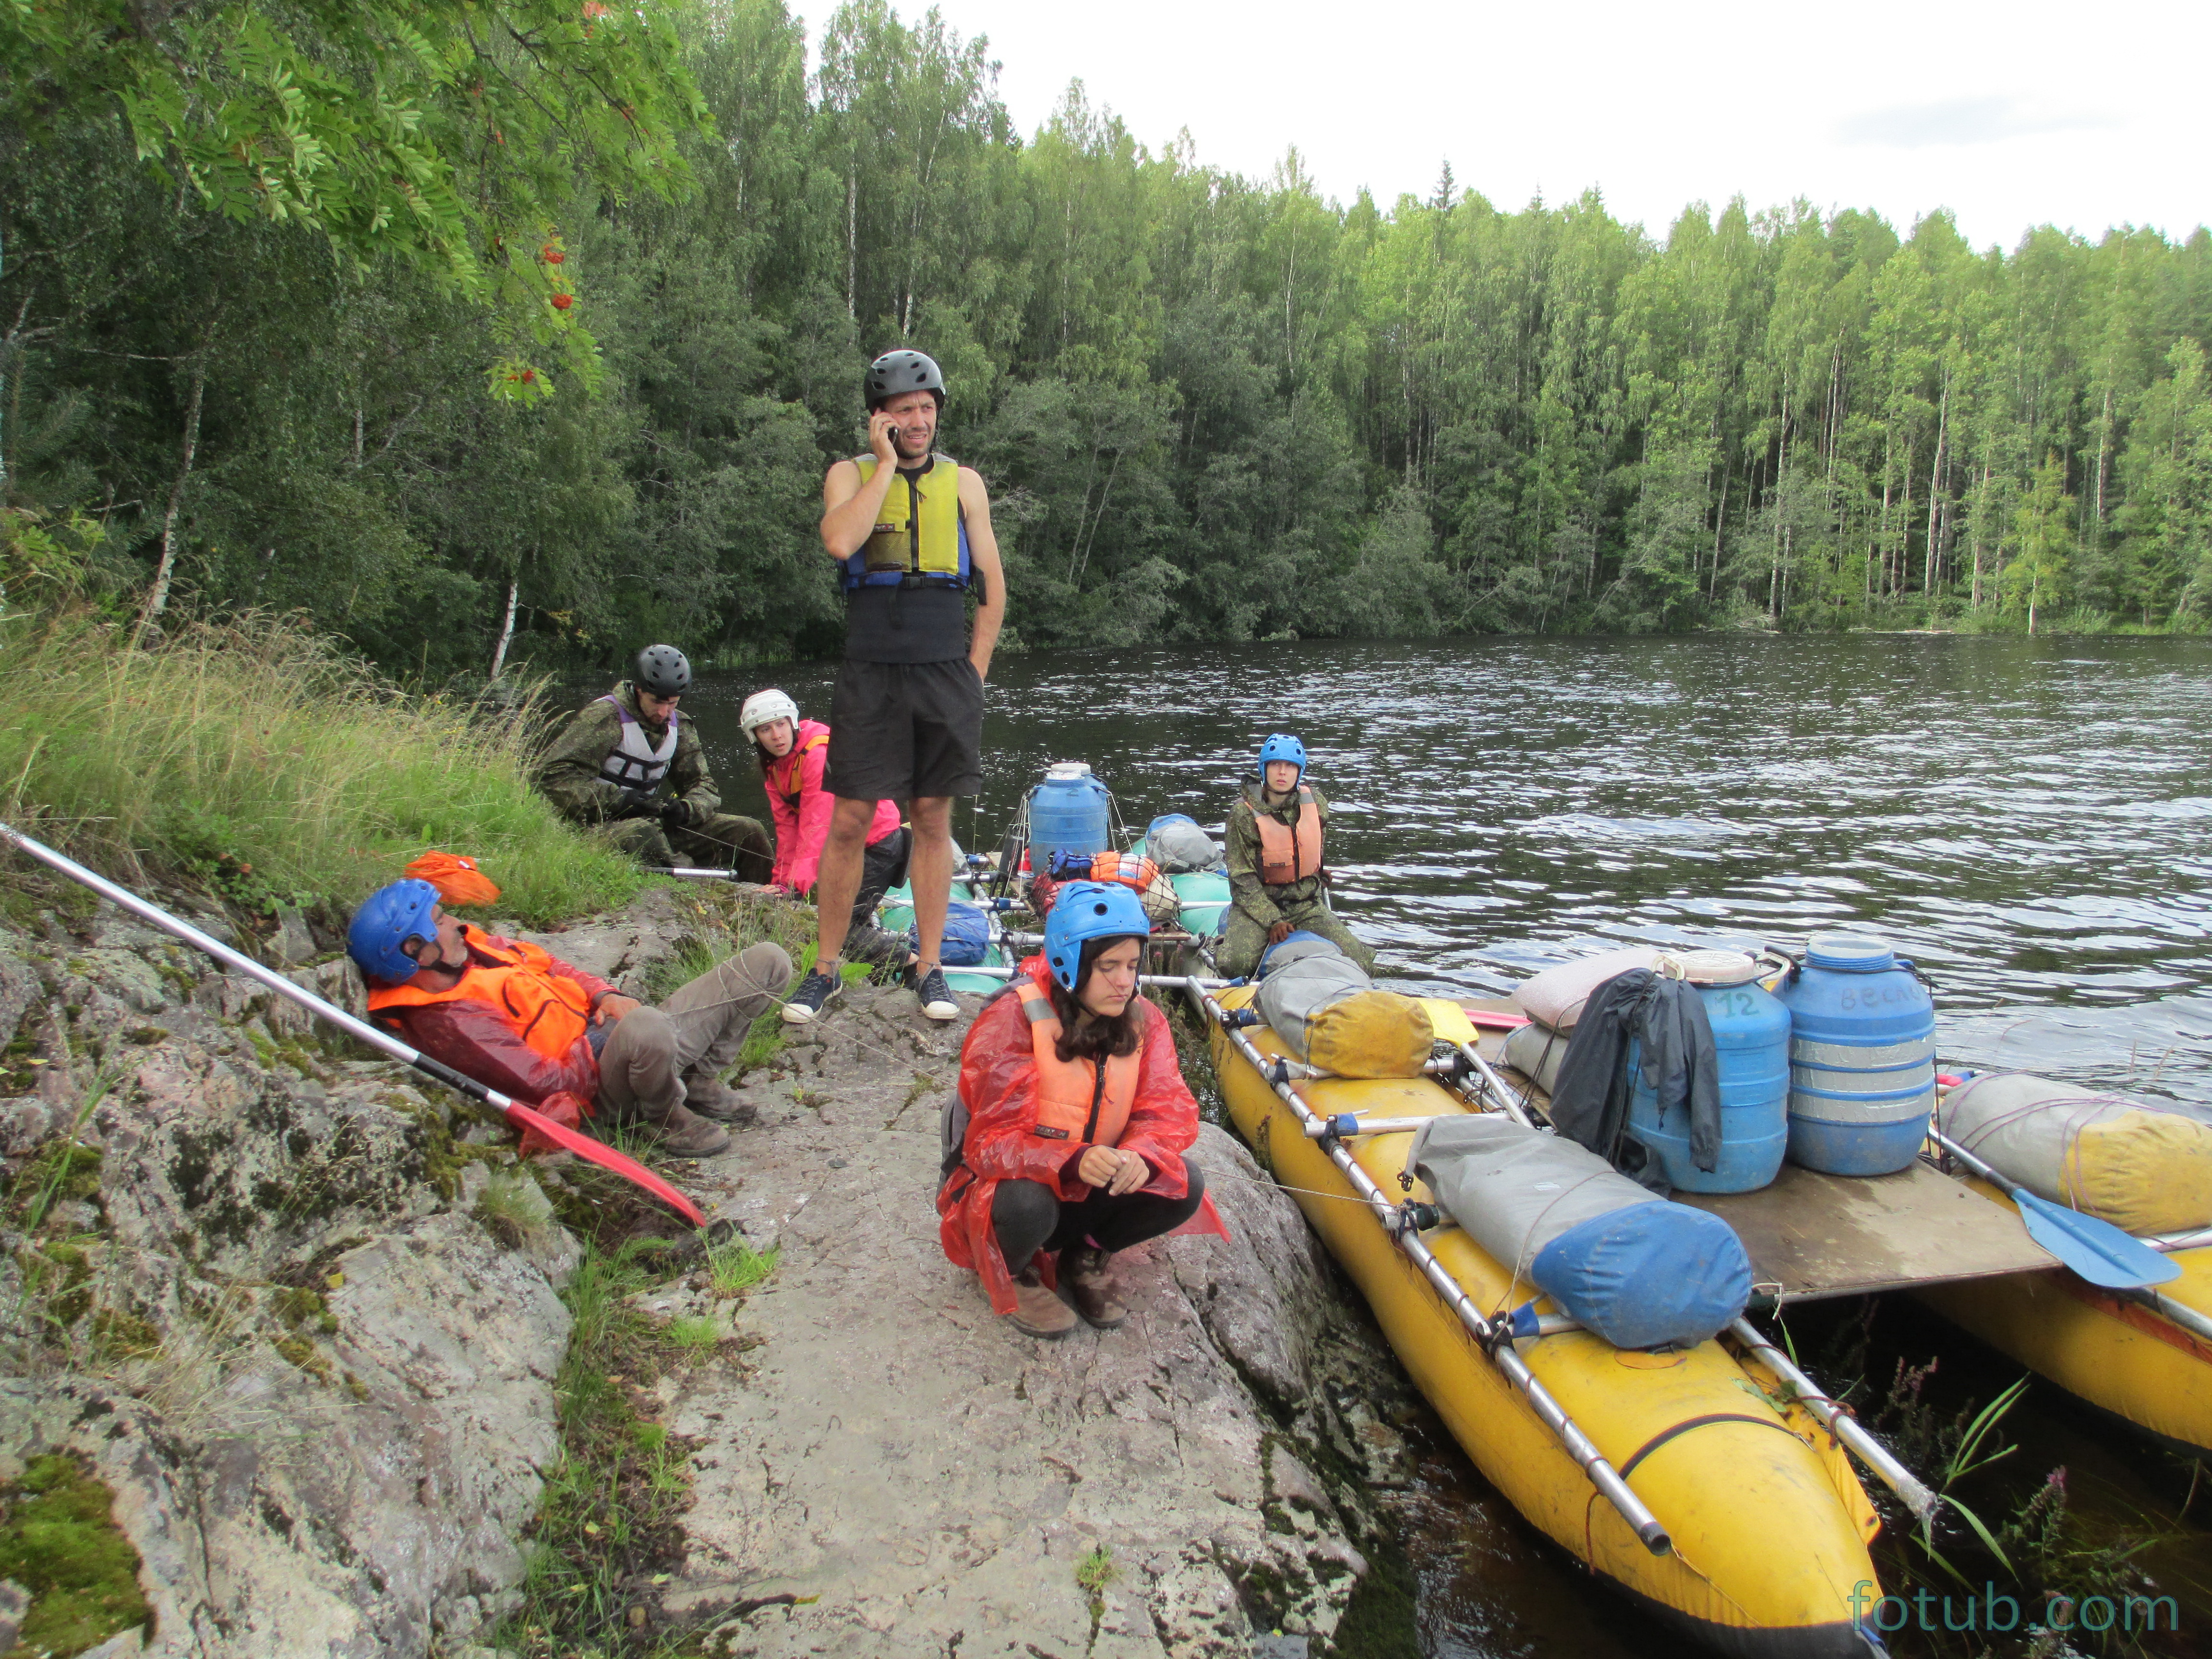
[1529,1202,1752,1350]
[940,902,992,967]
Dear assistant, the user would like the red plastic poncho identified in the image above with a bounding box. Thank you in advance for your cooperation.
[937,955,1228,1313]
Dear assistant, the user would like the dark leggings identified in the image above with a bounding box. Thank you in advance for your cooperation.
[992,1156,1207,1266]
[853,825,912,928]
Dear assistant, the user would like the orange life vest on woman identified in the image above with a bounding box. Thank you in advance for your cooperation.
[1253,786,1323,884]
[365,927,592,1061]
[1013,979,1138,1149]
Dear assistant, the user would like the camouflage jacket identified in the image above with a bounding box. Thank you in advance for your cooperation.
[538,681,721,825]
[1224,781,1333,927]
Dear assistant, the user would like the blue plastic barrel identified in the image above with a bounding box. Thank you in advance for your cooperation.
[1625,965,1791,1193]
[1776,934,1936,1176]
[1028,763,1112,863]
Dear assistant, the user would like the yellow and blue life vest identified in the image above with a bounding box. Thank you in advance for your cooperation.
[845,453,973,594]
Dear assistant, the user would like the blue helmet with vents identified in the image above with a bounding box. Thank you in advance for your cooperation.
[1043,881,1151,993]
[348,879,440,986]
[1257,733,1307,778]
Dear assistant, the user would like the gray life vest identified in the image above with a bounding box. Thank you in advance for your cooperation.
[595,697,681,791]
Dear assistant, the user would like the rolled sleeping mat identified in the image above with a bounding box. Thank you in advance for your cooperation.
[1406,1113,1753,1350]
[1939,1072,2212,1235]
[1512,946,1666,1033]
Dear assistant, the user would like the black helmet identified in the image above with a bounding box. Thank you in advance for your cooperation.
[634,644,691,697]
[865,349,946,410]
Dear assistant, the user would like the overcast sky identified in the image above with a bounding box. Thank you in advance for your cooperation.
[791,0,2206,252]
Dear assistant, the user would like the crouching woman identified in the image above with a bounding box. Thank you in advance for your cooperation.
[937,882,1226,1338]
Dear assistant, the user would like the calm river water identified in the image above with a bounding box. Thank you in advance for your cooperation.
[616,634,2212,1656]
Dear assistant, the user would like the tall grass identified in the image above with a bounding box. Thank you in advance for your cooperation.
[0,607,639,925]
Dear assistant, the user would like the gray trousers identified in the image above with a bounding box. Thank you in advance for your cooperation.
[596,943,792,1122]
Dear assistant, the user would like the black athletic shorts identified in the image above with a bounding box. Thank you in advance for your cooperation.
[823,658,985,802]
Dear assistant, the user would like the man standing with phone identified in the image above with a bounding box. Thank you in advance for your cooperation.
[787,349,1006,1025]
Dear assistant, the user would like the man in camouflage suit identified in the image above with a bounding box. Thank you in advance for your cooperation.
[539,645,772,879]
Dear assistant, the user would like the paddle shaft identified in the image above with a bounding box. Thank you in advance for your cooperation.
[1190,984,1671,1556]
[0,823,705,1228]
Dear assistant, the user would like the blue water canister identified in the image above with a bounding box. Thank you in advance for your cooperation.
[1027,762,1112,863]
[1776,934,1936,1177]
[1624,952,1791,1194]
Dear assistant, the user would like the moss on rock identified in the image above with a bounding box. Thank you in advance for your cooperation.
[0,1454,154,1659]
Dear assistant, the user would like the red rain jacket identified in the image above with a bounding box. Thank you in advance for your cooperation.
[937,955,1228,1313]
[369,925,615,1152]
[763,719,902,895]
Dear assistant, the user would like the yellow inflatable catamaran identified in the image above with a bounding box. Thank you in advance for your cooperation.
[1196,983,1915,1658]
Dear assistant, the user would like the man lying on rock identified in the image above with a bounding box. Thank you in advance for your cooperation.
[936,882,1226,1338]
[347,878,789,1158]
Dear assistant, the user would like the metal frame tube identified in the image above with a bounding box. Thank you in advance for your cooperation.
[1189,984,1671,1556]
[1726,1318,1940,1522]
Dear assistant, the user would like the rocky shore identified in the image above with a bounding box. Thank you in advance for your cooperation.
[0,885,1422,1658]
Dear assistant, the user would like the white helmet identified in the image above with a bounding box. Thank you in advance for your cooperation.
[738,688,800,740]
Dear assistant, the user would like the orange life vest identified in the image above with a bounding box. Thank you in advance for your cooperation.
[1013,979,1138,1151]
[763,728,830,815]
[1252,786,1323,884]
[366,926,593,1061]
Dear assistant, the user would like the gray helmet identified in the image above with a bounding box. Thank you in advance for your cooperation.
[865,349,946,410]
[633,644,691,697]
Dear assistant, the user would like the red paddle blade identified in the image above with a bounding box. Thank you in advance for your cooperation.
[504,1101,706,1228]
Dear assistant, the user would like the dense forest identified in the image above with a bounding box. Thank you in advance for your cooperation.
[6,0,2212,675]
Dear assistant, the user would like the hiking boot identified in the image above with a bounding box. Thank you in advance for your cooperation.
[1009,1268,1077,1340]
[651,1105,731,1158]
[914,965,960,1022]
[1060,1246,1128,1330]
[681,1071,757,1126]
[781,967,837,1024]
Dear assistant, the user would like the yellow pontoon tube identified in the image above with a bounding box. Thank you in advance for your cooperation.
[1919,1177,2212,1458]
[1203,985,1896,1659]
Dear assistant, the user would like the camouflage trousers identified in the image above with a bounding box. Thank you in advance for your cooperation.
[605,813,773,884]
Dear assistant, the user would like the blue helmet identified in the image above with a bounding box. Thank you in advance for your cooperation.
[1043,880,1151,993]
[1257,733,1307,778]
[348,879,440,986]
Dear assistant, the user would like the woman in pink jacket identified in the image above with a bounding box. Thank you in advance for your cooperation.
[741,689,911,964]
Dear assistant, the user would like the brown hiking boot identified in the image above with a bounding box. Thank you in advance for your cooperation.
[651,1105,731,1158]
[1060,1247,1127,1329]
[1009,1268,1077,1340]
[681,1071,757,1126]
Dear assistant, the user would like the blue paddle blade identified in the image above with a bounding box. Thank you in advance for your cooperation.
[2015,1189,2181,1289]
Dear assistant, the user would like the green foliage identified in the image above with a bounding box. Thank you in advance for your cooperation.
[505,1235,697,1657]
[1075,1540,1115,1599]
[0,1455,154,1658]
[7,0,2212,663]
[702,1237,777,1297]
[0,607,640,925]
[1,0,708,387]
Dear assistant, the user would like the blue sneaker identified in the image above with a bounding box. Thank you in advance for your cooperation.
[781,967,837,1024]
[914,965,959,1022]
